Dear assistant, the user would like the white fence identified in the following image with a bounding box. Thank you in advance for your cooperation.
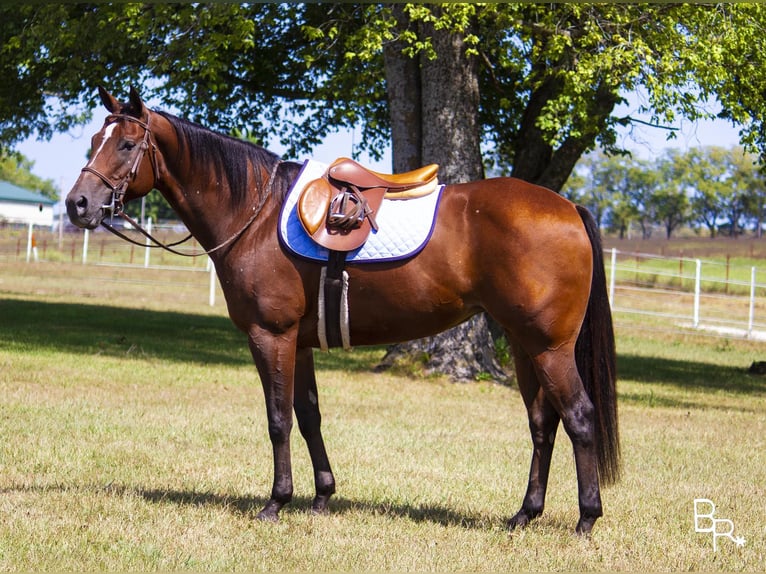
[606,248,766,341]
[7,221,219,306]
[6,223,766,340]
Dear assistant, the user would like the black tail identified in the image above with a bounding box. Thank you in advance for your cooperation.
[575,205,621,486]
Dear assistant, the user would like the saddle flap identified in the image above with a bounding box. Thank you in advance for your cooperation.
[297,177,334,236]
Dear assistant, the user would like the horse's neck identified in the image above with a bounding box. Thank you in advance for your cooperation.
[151,113,284,255]
[156,157,276,257]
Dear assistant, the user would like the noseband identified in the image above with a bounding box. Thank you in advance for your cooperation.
[80,113,160,218]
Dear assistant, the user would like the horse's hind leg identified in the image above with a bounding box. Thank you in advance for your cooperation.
[532,345,603,534]
[508,343,561,530]
[293,347,336,513]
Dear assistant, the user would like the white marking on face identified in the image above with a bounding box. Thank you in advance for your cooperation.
[86,122,118,167]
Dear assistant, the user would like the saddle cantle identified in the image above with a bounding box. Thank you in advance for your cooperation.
[297,157,439,252]
[328,157,439,197]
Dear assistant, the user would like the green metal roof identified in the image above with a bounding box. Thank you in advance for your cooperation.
[0,180,56,205]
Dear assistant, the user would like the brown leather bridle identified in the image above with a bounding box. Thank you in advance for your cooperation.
[80,113,160,219]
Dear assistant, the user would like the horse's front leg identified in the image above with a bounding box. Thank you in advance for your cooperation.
[293,346,335,513]
[248,326,298,522]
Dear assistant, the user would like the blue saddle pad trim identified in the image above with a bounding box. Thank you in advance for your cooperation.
[278,159,444,264]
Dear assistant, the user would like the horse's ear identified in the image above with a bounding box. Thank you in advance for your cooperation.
[98,86,121,113]
[128,86,147,118]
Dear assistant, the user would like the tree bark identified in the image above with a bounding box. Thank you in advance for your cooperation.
[378,6,507,383]
[376,314,507,382]
[383,4,422,173]
[419,9,483,182]
[513,78,619,192]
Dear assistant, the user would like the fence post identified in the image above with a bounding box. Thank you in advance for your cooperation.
[208,257,216,307]
[609,248,617,305]
[26,222,33,262]
[693,259,701,328]
[748,266,756,337]
[82,229,89,265]
[144,217,152,268]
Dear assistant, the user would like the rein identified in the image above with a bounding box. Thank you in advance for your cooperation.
[87,112,282,258]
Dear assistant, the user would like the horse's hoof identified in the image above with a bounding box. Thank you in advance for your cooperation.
[575,516,597,536]
[507,508,540,531]
[310,503,330,516]
[310,494,332,515]
[255,510,279,523]
[256,500,283,522]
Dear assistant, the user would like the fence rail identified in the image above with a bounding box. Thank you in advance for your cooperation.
[2,222,219,306]
[3,223,766,341]
[606,248,766,341]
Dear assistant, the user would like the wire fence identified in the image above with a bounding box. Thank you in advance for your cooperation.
[3,223,766,341]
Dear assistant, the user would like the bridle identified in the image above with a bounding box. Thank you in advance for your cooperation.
[81,113,159,219]
[81,112,281,257]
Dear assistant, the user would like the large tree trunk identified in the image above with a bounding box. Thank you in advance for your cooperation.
[379,6,507,383]
[383,4,422,172]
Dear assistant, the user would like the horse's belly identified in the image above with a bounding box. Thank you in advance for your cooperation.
[342,262,478,345]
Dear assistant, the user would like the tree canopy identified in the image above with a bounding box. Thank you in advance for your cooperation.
[565,145,765,240]
[4,3,766,180]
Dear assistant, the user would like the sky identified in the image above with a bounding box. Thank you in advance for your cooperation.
[16,94,743,203]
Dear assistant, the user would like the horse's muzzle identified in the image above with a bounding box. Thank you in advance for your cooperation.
[65,191,108,230]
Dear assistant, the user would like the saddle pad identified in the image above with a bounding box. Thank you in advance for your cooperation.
[279,159,444,263]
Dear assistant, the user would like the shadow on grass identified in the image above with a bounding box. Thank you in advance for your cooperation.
[124,486,509,531]
[0,298,383,372]
[617,353,766,410]
[3,480,519,531]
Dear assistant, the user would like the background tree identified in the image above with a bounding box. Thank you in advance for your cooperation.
[0,153,58,199]
[622,160,660,240]
[741,162,766,238]
[647,151,689,239]
[567,151,630,232]
[686,147,732,238]
[724,148,760,237]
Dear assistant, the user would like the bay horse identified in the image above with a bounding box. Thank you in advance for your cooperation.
[66,87,619,535]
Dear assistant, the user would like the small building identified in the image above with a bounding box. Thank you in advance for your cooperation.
[0,180,56,226]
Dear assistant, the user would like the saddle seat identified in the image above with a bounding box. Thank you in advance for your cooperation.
[327,157,439,197]
[297,157,440,252]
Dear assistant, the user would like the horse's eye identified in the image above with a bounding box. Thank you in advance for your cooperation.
[120,140,136,151]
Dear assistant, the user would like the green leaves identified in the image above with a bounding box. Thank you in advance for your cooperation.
[3,3,766,177]
[570,146,764,238]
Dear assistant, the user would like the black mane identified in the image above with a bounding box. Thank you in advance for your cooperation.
[155,110,298,206]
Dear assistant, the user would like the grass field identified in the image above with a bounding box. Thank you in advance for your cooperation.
[1,258,765,571]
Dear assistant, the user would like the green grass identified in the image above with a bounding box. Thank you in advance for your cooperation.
[1,260,765,570]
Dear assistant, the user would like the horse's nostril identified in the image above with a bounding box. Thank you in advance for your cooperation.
[76,196,88,209]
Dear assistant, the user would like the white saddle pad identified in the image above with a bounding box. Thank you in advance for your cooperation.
[278,159,444,263]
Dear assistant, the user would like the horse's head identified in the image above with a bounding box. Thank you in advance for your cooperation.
[66,87,159,229]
